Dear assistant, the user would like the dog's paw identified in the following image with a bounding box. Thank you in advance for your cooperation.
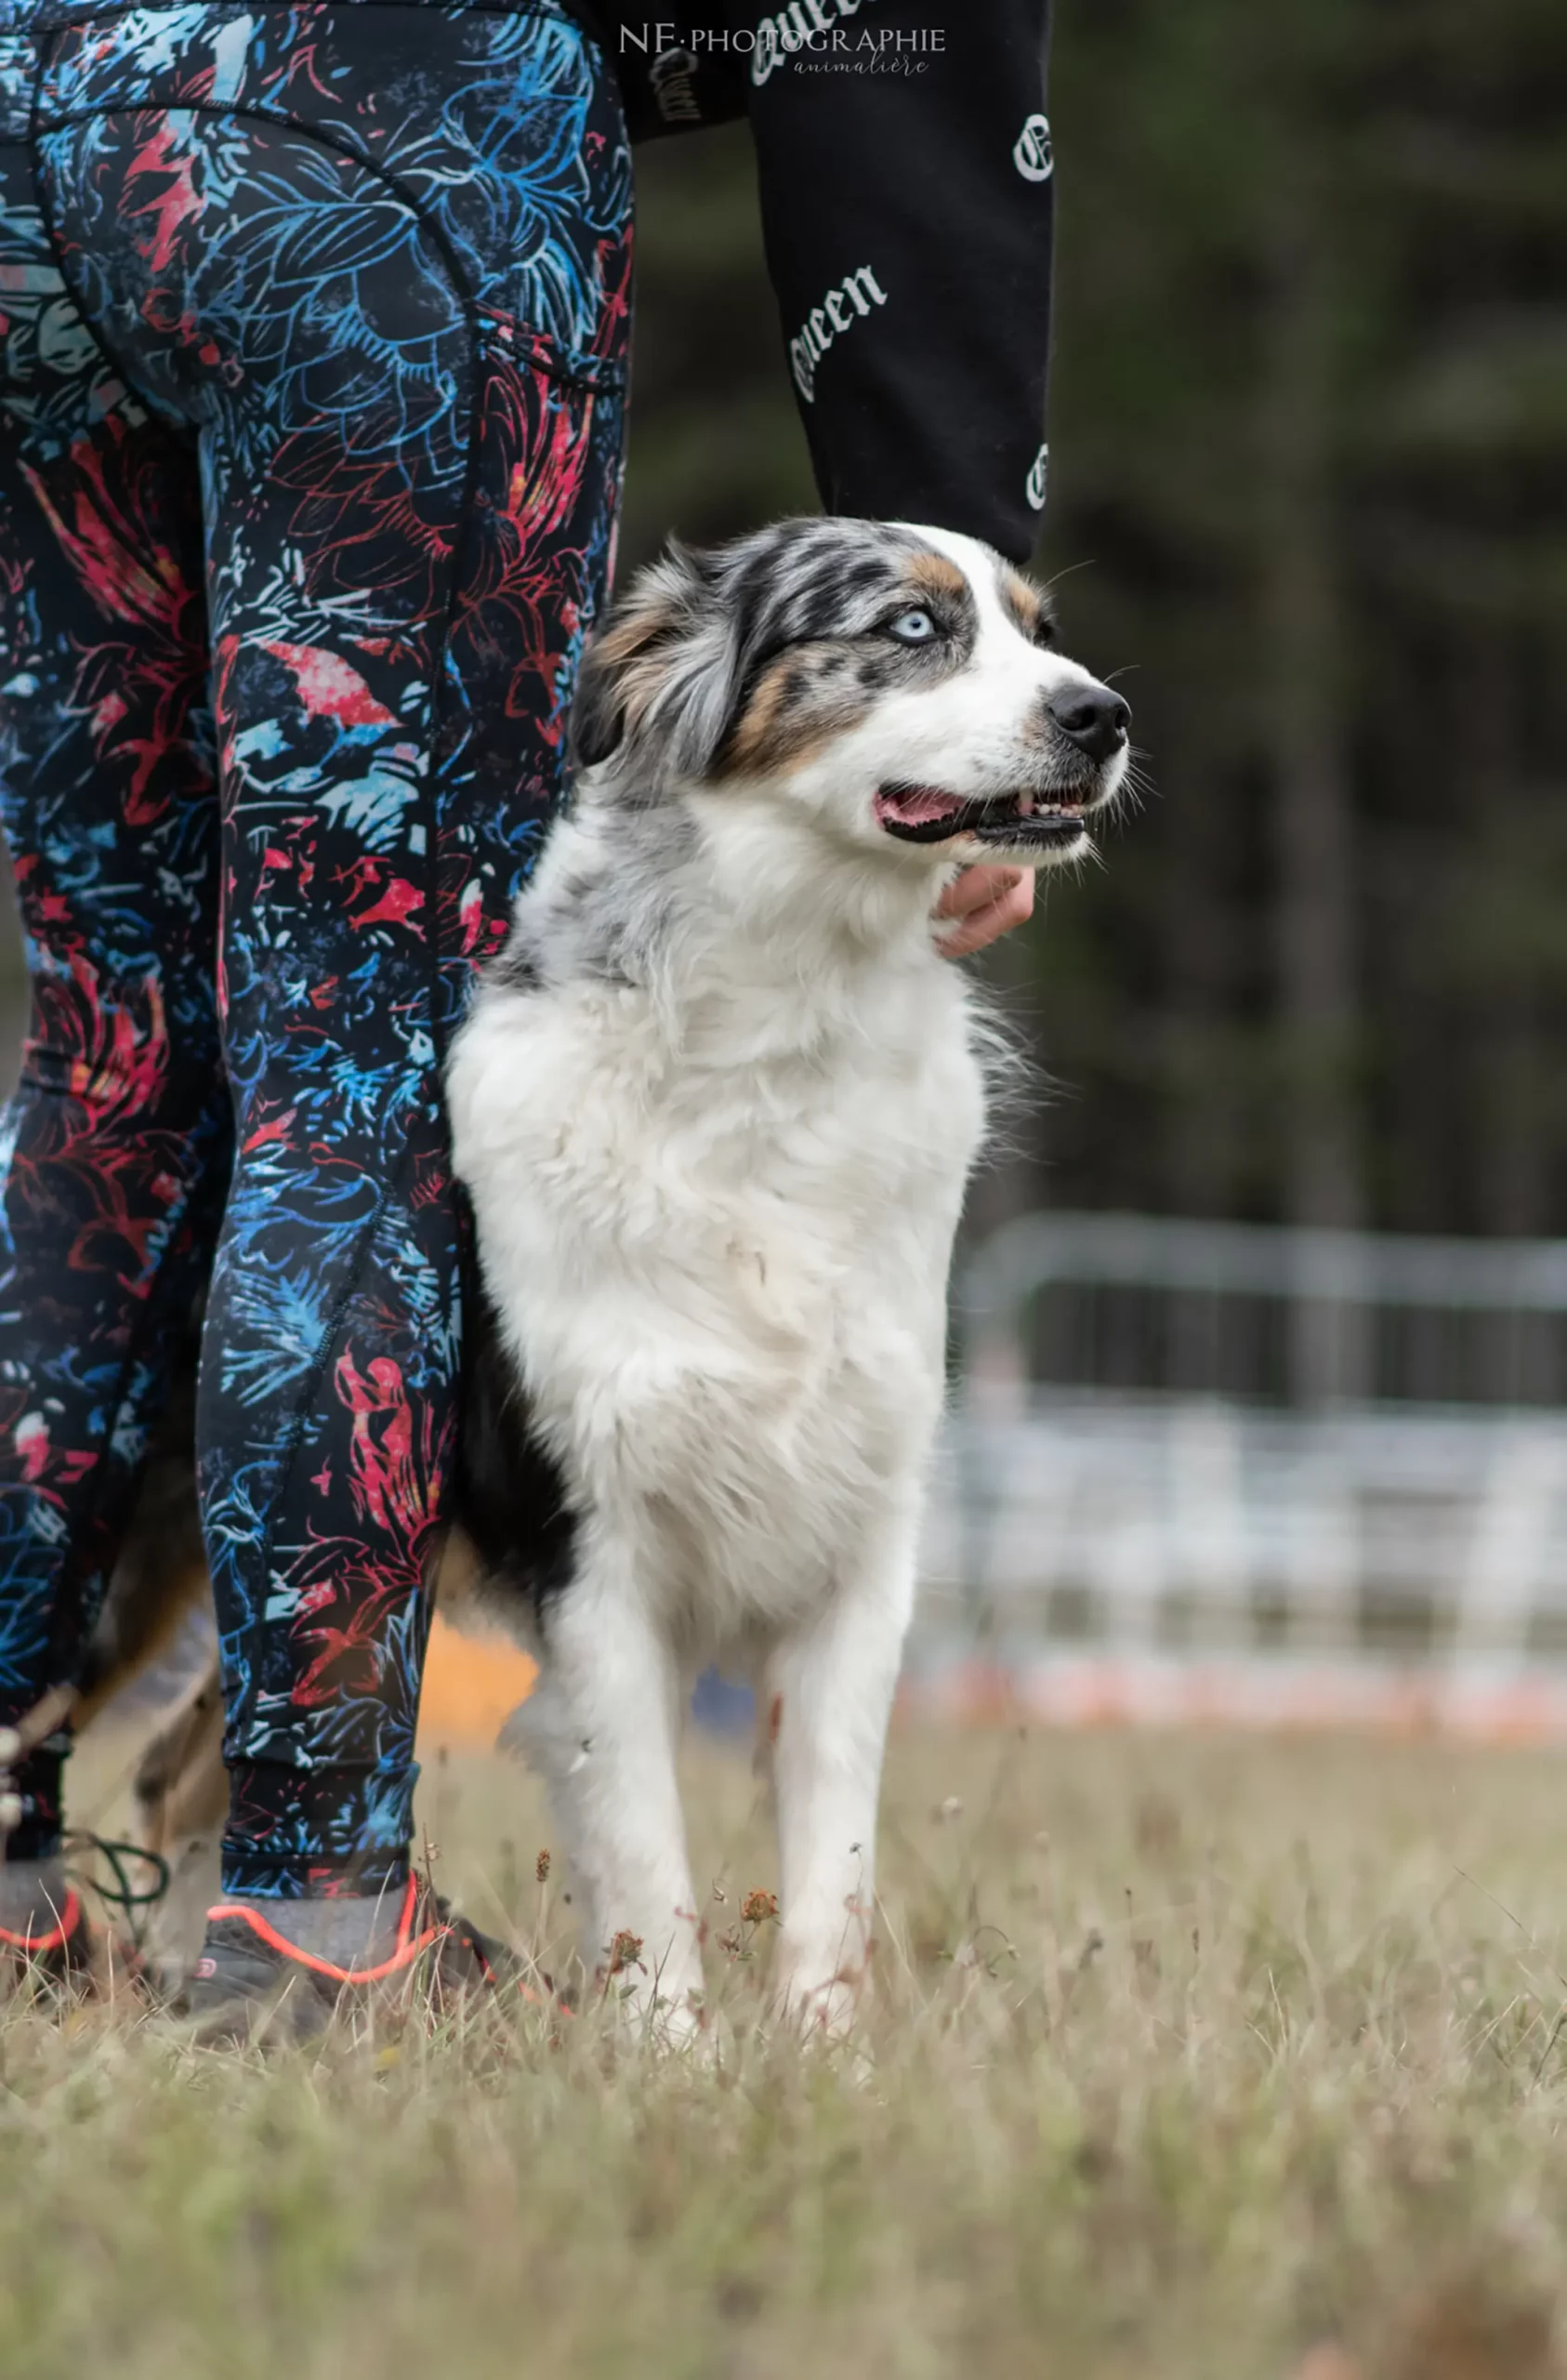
[770,1959,869,2052]
[595,1975,709,2056]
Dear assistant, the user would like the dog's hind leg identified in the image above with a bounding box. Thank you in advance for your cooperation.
[127,1653,227,1984]
[764,1516,917,2036]
[507,1557,704,2041]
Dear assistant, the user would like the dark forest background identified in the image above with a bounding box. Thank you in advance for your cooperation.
[5,0,1565,1244]
[621,0,1567,1245]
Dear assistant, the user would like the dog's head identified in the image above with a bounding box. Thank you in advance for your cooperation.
[572,517,1130,869]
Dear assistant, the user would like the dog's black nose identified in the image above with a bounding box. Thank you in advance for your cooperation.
[1047,681,1130,763]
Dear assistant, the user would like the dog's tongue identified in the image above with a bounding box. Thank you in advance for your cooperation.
[875,785,964,826]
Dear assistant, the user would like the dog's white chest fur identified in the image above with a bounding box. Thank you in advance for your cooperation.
[450,813,983,1649]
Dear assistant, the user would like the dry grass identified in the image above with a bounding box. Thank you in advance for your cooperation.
[8,1723,1567,2379]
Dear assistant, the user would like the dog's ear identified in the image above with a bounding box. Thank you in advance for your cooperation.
[571,541,742,786]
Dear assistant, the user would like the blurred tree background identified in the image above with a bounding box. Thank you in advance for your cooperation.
[5,0,1565,1240]
[621,0,1567,1242]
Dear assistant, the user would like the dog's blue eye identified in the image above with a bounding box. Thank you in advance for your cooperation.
[888,609,937,644]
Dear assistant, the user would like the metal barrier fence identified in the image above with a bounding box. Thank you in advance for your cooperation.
[904,1214,1567,1737]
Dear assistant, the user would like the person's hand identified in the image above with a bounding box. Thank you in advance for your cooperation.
[933,865,1035,959]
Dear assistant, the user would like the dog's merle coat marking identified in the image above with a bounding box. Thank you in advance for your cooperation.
[448,516,1129,2035]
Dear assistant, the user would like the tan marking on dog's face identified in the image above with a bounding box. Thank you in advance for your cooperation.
[718,653,795,775]
[717,647,877,780]
[997,570,1041,636]
[906,550,970,606]
[998,567,1050,643]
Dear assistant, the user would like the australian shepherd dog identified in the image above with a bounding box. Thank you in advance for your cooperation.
[446,515,1129,2035]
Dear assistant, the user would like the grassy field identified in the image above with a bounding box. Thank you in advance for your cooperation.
[7,1722,1567,2379]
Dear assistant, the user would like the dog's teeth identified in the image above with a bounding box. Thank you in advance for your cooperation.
[1018,791,1034,816]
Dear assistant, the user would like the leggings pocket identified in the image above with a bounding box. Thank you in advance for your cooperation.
[450,314,626,793]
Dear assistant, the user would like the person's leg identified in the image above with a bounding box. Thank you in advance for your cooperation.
[0,34,230,1947]
[36,3,630,1930]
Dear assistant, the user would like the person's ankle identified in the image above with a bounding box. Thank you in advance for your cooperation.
[217,1884,412,1969]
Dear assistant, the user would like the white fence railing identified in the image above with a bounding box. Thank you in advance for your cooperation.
[903,1215,1567,1737]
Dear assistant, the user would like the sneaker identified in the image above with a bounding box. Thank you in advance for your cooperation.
[175,1875,550,2043]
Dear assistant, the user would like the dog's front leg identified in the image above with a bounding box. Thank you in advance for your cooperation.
[515,1561,704,2041]
[765,1520,916,2035]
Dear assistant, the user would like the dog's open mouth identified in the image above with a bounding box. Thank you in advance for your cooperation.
[874,783,1090,849]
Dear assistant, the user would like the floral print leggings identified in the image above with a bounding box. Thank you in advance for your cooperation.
[0,0,630,1893]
